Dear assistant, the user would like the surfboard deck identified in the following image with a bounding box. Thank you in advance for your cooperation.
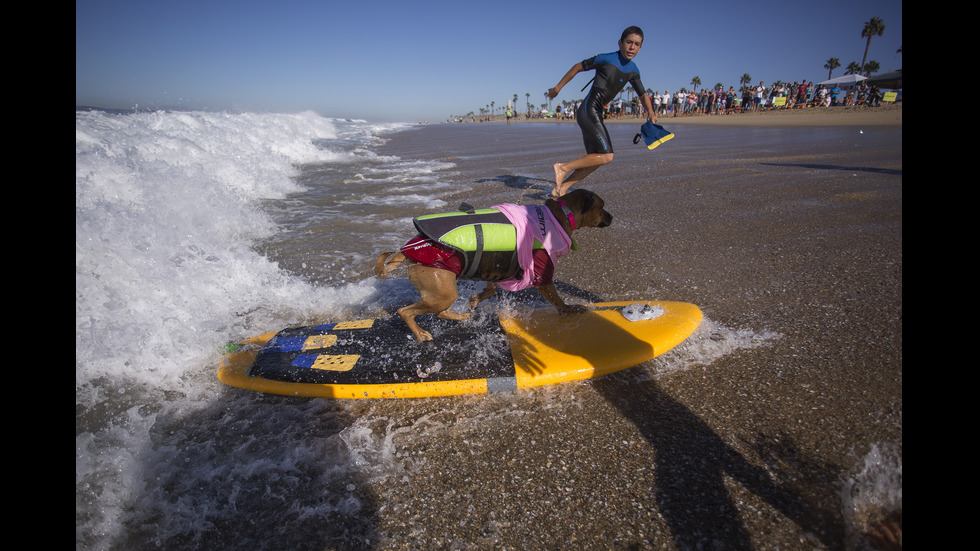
[217,300,702,399]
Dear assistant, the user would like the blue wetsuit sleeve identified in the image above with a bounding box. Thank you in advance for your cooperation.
[631,75,647,96]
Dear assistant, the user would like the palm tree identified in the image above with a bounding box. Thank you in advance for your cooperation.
[690,76,701,93]
[845,61,862,75]
[824,57,841,79]
[860,17,886,75]
[863,60,880,76]
[739,73,752,93]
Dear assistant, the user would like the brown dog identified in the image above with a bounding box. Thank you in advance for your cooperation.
[375,189,613,341]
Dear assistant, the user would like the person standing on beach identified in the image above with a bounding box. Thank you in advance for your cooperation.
[547,26,655,198]
[796,80,810,108]
[754,82,766,111]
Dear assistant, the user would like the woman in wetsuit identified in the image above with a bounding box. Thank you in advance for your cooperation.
[548,26,656,197]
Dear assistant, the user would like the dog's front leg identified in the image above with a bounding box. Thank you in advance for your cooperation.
[536,283,588,315]
[467,281,498,309]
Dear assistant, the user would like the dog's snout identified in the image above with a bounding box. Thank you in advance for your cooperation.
[598,212,613,227]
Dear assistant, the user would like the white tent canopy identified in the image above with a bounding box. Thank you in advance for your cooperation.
[818,74,867,86]
[866,70,902,89]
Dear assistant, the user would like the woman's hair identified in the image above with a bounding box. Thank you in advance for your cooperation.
[620,26,644,42]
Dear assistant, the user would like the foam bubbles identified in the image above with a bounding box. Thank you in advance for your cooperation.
[841,441,903,539]
[76,110,411,549]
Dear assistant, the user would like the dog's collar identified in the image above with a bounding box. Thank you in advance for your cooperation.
[555,199,579,250]
[556,199,576,230]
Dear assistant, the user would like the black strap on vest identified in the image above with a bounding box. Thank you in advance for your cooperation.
[413,210,519,280]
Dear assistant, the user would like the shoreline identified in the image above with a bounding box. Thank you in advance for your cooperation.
[457,103,902,127]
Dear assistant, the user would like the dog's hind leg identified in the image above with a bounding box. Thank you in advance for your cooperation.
[398,265,471,341]
[375,252,406,278]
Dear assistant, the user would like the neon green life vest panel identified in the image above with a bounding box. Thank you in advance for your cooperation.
[413,209,541,279]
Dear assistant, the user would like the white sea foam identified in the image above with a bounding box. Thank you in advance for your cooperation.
[840,441,903,547]
[76,110,393,390]
[76,110,419,548]
[640,316,782,378]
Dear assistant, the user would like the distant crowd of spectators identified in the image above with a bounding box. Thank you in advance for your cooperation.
[458,80,894,123]
[560,80,891,120]
[645,80,891,118]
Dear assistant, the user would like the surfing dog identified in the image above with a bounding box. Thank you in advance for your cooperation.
[375,189,613,342]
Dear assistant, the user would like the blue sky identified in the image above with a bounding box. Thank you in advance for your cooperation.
[76,0,902,122]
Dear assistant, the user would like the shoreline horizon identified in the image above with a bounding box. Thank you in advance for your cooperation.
[450,103,902,128]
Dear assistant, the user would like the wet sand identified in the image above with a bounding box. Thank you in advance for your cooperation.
[361,111,901,550]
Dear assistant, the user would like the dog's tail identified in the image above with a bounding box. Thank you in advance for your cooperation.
[374,252,407,278]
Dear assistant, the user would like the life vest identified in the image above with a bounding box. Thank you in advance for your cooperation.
[412,208,540,280]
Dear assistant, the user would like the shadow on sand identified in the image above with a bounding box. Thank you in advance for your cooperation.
[759,162,902,176]
[593,372,843,548]
[509,279,843,548]
[475,174,555,201]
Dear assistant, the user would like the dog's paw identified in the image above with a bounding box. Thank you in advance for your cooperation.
[437,310,471,321]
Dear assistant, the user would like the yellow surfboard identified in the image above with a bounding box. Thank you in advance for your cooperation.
[217,301,701,399]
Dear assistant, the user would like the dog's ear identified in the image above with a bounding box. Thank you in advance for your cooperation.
[578,189,595,214]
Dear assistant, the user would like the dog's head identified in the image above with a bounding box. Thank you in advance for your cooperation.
[548,189,613,229]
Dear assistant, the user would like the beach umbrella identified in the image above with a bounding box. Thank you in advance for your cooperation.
[866,70,902,89]
[818,74,868,86]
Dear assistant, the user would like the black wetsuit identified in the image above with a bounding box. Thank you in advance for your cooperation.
[577,51,647,154]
